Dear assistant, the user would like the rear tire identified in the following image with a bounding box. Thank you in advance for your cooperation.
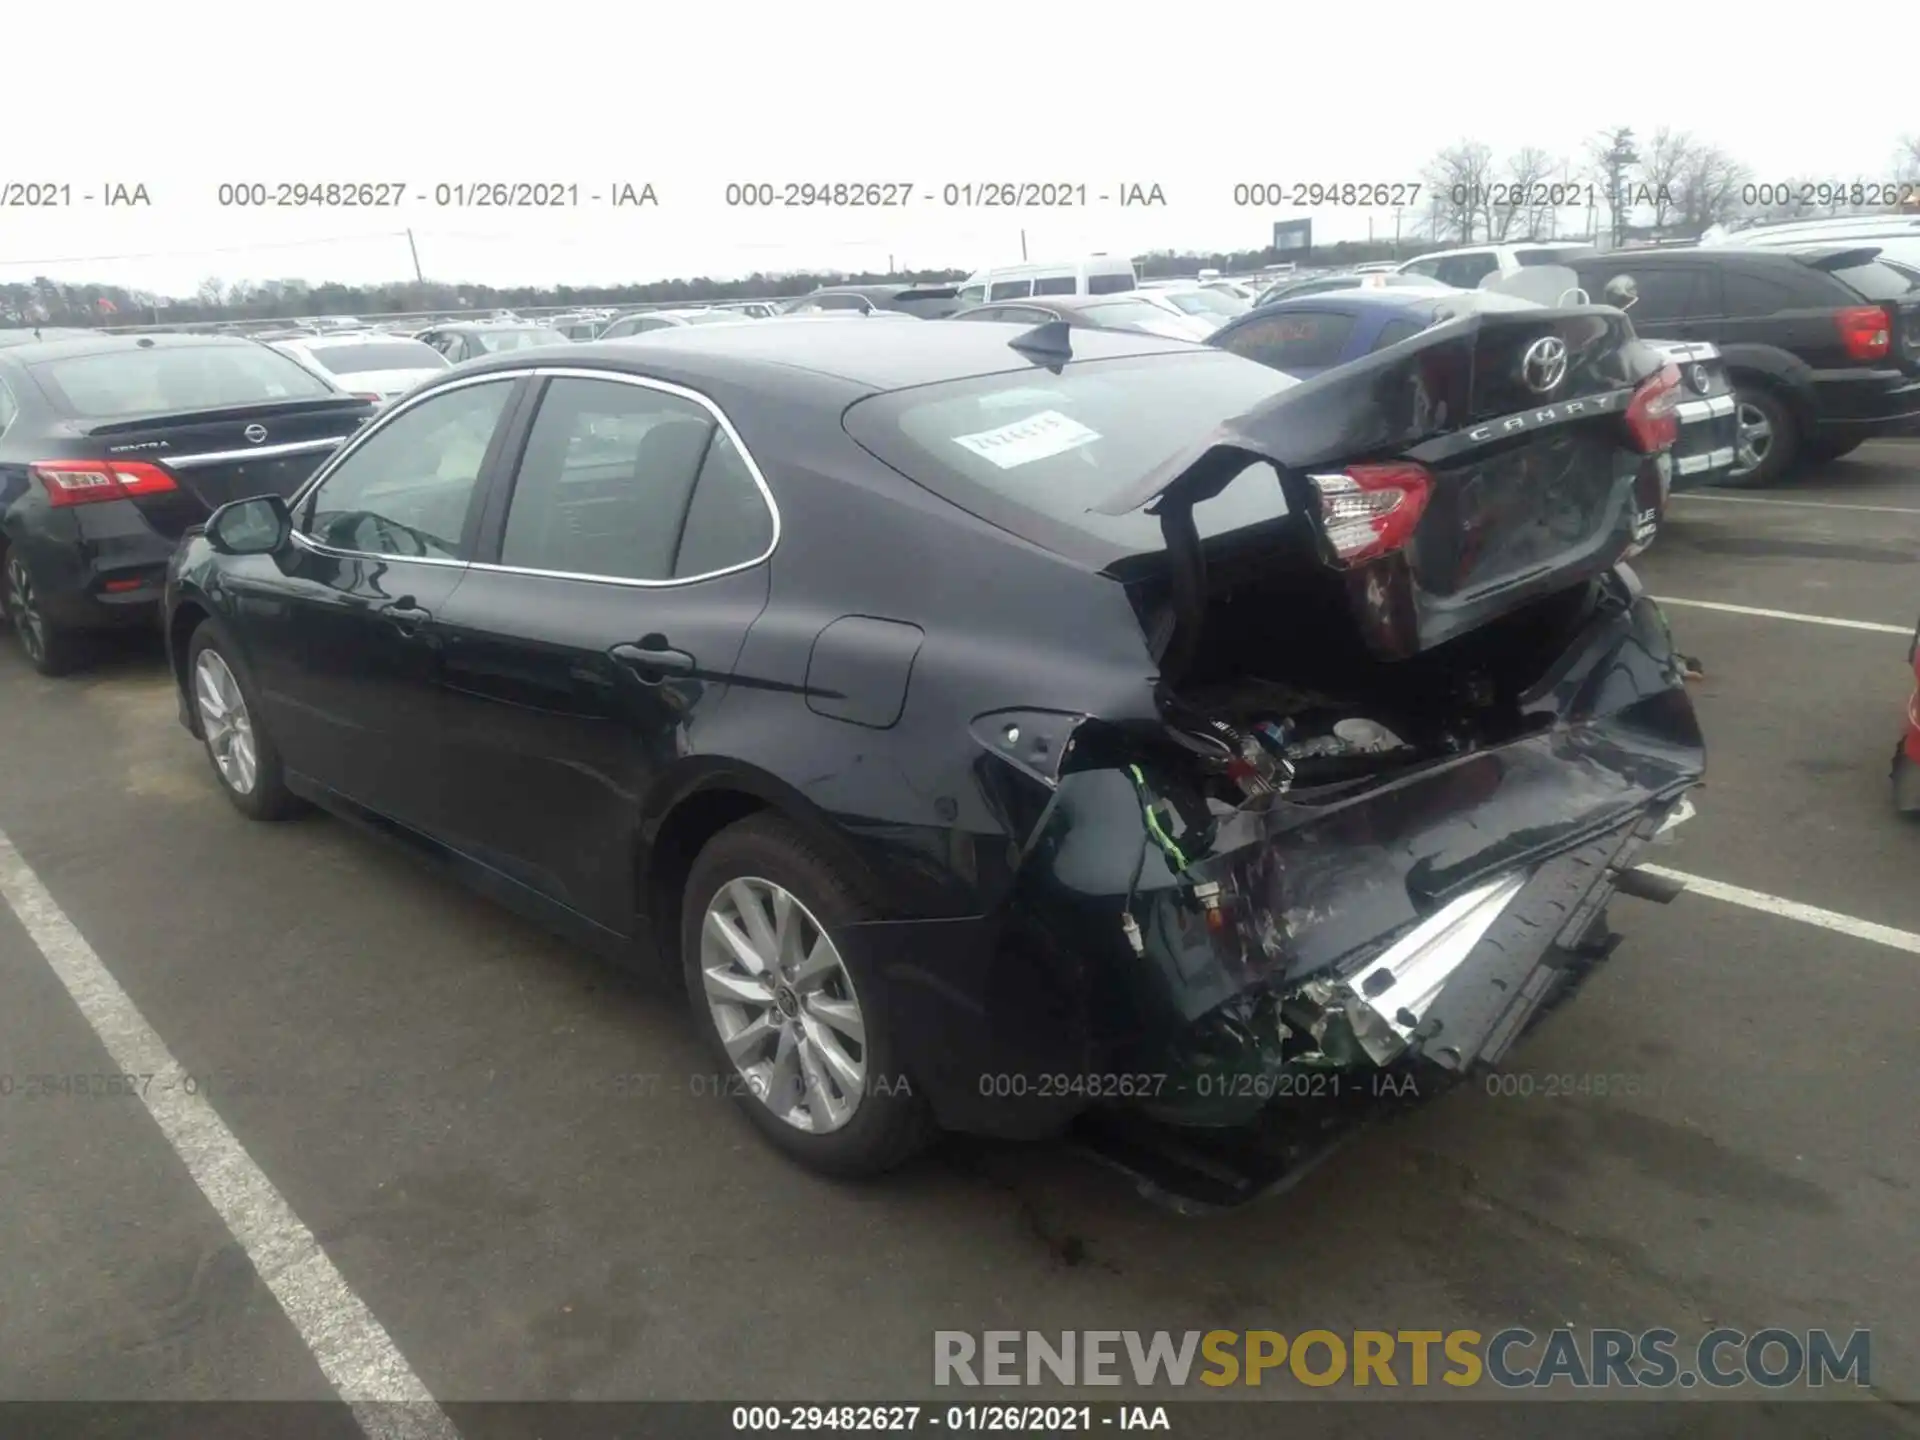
[681,815,933,1178]
[5,549,89,677]
[185,619,302,821]
[1718,385,1799,488]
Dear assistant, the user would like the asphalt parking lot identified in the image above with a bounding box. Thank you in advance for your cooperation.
[3,442,1919,1436]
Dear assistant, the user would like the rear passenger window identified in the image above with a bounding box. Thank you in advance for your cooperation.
[1032,275,1077,296]
[674,428,775,578]
[1086,273,1135,295]
[1215,311,1357,372]
[500,378,717,582]
[988,279,1034,300]
[1435,254,1500,288]
[1722,268,1821,315]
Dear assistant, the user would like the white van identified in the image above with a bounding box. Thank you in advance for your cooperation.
[955,256,1138,306]
[1700,213,1920,270]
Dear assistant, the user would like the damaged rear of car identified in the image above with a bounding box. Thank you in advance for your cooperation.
[841,308,1703,1189]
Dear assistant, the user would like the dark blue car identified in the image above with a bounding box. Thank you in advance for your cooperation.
[1208,288,1461,378]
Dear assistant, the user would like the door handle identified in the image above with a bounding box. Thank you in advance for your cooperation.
[382,599,432,633]
[609,639,696,683]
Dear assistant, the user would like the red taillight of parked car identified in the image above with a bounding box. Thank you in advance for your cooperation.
[1836,305,1892,363]
[31,459,179,507]
[1307,462,1433,567]
[1624,363,1683,454]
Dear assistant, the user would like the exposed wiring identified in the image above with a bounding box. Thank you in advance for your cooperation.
[1127,764,1190,872]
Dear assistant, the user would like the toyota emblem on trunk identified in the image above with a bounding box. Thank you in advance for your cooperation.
[1520,337,1568,393]
[244,423,268,444]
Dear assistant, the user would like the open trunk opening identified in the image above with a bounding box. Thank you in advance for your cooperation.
[1100,548,1608,813]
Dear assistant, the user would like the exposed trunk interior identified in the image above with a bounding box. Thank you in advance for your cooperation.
[1105,539,1608,812]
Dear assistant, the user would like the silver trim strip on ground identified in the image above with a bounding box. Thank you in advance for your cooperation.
[286,367,782,588]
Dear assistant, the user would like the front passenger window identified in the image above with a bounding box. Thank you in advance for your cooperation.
[302,379,514,559]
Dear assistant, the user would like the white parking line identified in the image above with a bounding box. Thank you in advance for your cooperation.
[1653,596,1914,635]
[0,829,458,1440]
[1671,493,1920,517]
[1640,864,1920,956]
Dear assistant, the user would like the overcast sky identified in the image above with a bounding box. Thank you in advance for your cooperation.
[4,2,1911,296]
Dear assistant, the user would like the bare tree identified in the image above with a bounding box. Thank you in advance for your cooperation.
[1585,126,1641,246]
[1493,146,1560,241]
[1638,128,1696,234]
[1897,135,1920,185]
[1670,145,1749,235]
[1420,140,1497,244]
[195,276,226,308]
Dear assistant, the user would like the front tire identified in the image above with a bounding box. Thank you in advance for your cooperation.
[1719,385,1799,488]
[185,620,301,821]
[681,815,932,1177]
[5,549,88,677]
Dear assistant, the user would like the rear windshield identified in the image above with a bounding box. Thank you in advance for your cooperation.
[1164,289,1245,317]
[1076,298,1193,330]
[842,350,1297,560]
[307,340,450,375]
[28,343,335,418]
[1825,259,1920,301]
[474,328,571,352]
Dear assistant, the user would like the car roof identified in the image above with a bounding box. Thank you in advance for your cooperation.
[452,314,1199,393]
[425,321,557,334]
[1252,289,1443,313]
[283,330,433,348]
[0,332,276,363]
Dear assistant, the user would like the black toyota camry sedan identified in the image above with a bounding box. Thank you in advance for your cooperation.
[165,316,1706,1179]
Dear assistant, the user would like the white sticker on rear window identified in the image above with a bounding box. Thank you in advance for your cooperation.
[952,409,1101,469]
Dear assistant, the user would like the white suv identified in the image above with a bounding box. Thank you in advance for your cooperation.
[1397,242,1598,289]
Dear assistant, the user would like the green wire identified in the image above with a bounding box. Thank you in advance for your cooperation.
[1128,764,1189,872]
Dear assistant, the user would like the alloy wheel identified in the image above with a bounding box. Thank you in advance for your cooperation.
[700,876,868,1133]
[1730,400,1774,478]
[194,649,259,795]
[6,556,45,662]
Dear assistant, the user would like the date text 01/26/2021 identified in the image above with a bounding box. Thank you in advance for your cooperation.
[721,182,1167,208]
[730,1405,1171,1432]
[211,181,659,208]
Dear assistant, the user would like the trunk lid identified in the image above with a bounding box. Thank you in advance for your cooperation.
[86,397,372,538]
[1092,304,1670,663]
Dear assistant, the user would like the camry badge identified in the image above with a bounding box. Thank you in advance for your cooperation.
[1520,336,1569,394]
[244,423,268,444]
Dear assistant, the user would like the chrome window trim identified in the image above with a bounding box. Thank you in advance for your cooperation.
[286,366,782,588]
[287,371,521,566]
[467,365,782,590]
[169,436,350,469]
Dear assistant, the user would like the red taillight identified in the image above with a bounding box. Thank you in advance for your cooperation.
[32,459,179,507]
[1307,462,1433,567]
[1836,305,1892,362]
[1624,363,1682,454]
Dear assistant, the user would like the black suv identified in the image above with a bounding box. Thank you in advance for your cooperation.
[1570,246,1920,485]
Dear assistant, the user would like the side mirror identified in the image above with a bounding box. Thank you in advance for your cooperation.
[205,494,293,556]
